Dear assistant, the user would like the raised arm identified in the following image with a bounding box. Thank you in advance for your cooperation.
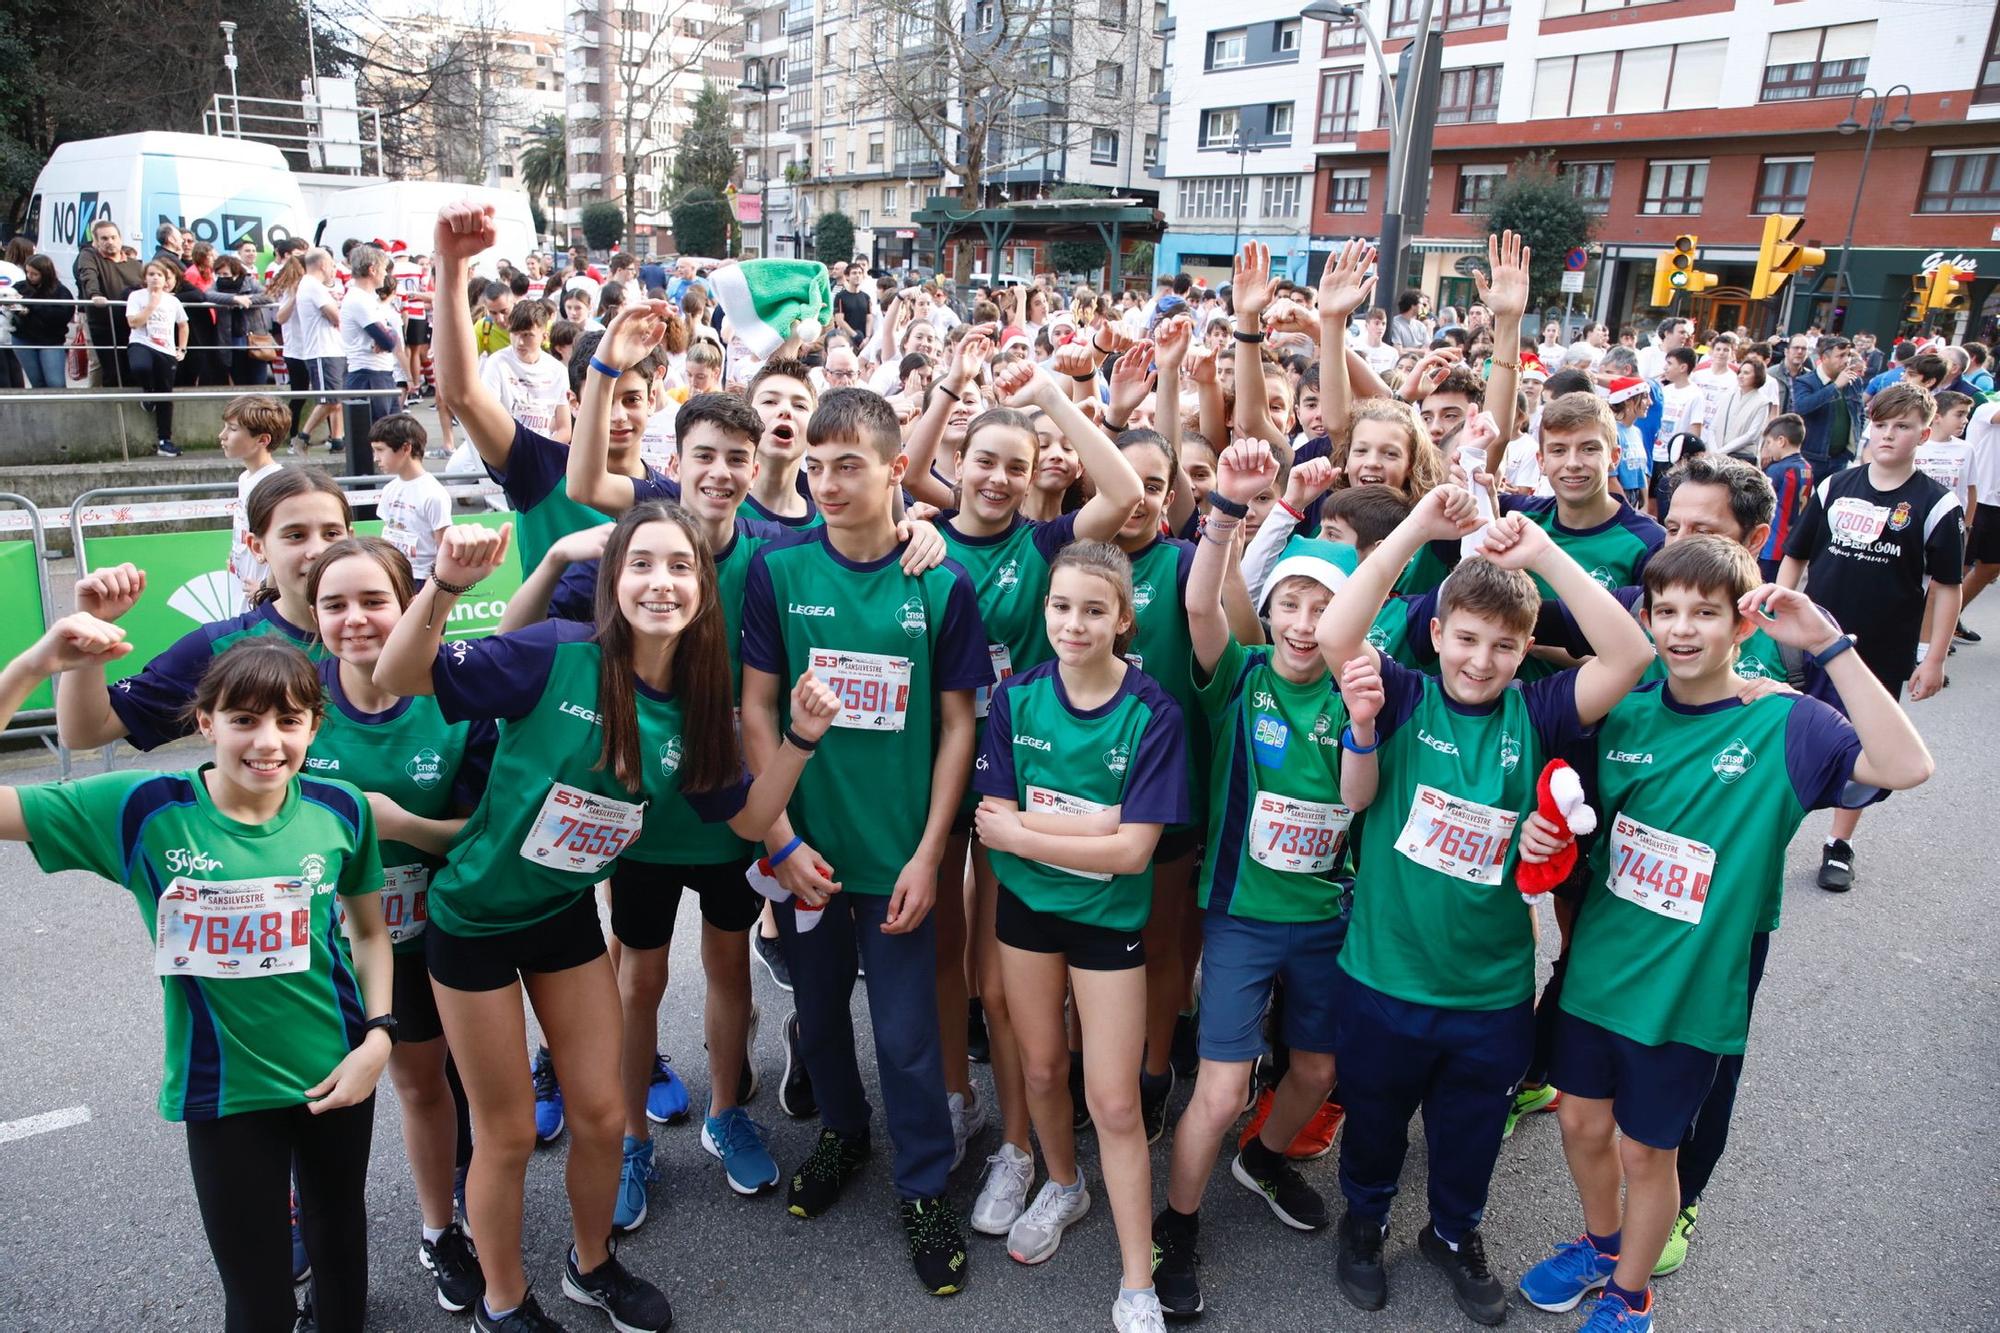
[431,205,525,470]
[1318,485,1481,670]
[1188,442,1277,672]
[1473,230,1529,479]
[1,614,134,838]
[376,523,512,697]
[1337,652,1386,813]
[53,563,146,748]
[1230,242,1287,450]
[902,334,989,510]
[499,525,612,630]
[1316,239,1377,437]
[566,302,671,513]
[1479,515,1652,724]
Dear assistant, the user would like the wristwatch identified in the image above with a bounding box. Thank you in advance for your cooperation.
[1806,633,1857,669]
[364,1014,401,1045]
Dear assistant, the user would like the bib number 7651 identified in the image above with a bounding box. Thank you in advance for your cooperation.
[1394,784,1519,886]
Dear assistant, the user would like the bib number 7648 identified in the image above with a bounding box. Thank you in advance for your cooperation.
[154,876,313,978]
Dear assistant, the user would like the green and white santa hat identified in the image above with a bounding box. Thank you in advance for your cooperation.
[1262,536,1359,612]
[709,258,834,358]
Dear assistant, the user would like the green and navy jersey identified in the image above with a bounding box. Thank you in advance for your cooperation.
[428,619,750,935]
[1345,656,1586,1010]
[1547,585,1794,687]
[18,767,382,1121]
[742,483,824,530]
[741,529,992,893]
[1391,539,1461,596]
[308,658,492,953]
[1501,495,1665,597]
[1367,592,1439,673]
[939,509,1081,684]
[972,660,1187,931]
[1124,536,1208,830]
[109,602,325,752]
[490,420,673,575]
[1564,682,1868,1053]
[1196,637,1352,923]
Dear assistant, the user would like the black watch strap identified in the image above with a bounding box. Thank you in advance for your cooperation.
[364,1014,400,1044]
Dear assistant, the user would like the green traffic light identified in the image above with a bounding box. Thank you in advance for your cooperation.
[1670,272,1689,289]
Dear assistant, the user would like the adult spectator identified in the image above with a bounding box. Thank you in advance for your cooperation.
[815,342,861,394]
[1567,321,1610,367]
[1853,330,1884,379]
[1388,290,1430,348]
[12,254,74,388]
[124,257,188,456]
[73,218,143,387]
[1790,335,1864,482]
[278,247,346,455]
[1768,332,1812,410]
[151,223,183,268]
[1637,317,1689,381]
[1536,319,1567,369]
[927,284,961,337]
[178,242,228,386]
[608,252,640,287]
[1358,307,1399,375]
[1966,341,1994,393]
[1710,357,1775,461]
[1939,344,1980,398]
[832,264,873,343]
[665,256,703,308]
[340,244,402,472]
[209,255,271,385]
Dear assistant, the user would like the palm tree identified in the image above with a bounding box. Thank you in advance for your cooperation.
[519,115,569,244]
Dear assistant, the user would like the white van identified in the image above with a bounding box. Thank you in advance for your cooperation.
[315,181,537,272]
[24,132,308,277]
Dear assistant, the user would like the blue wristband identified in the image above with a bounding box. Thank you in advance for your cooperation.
[766,835,805,869]
[588,355,624,379]
[1340,725,1381,755]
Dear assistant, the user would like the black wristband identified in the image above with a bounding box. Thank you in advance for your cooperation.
[1232,329,1266,344]
[429,576,476,597]
[782,723,820,753]
[1070,371,1098,383]
[1206,492,1249,518]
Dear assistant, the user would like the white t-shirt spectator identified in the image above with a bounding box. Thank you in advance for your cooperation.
[1566,339,1605,368]
[1501,435,1552,497]
[1914,437,1974,508]
[289,276,341,359]
[341,287,399,373]
[125,291,186,353]
[229,461,285,598]
[480,346,568,436]
[1361,339,1399,375]
[1636,344,1667,382]
[1690,365,1737,426]
[1654,381,1706,460]
[1963,402,2000,513]
[379,471,454,580]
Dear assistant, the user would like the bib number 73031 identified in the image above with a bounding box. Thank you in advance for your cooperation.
[519,782,647,875]
[154,875,313,978]
[1394,784,1519,886]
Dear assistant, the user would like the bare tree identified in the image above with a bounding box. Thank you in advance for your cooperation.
[586,3,732,235]
[355,0,510,184]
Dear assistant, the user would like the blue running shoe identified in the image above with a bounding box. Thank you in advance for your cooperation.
[1579,1289,1655,1331]
[614,1135,658,1232]
[1520,1236,1619,1313]
[645,1053,690,1125]
[530,1046,564,1144]
[290,1187,310,1283]
[702,1106,781,1195]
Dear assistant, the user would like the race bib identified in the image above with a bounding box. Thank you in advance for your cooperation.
[1023,785,1113,881]
[974,642,1014,720]
[1394,784,1518,886]
[1914,448,1964,493]
[810,648,912,731]
[1249,792,1353,875]
[1605,812,1714,925]
[519,782,646,874]
[1826,496,1889,548]
[154,875,312,979]
[380,862,431,945]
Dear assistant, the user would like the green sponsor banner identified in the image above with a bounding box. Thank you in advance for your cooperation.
[84,513,526,686]
[0,540,53,712]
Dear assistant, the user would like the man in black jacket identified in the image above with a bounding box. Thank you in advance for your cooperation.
[72,218,143,387]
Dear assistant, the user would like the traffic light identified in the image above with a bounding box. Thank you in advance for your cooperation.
[1926,263,1969,315]
[1750,214,1827,302]
[1669,235,1718,296]
[1649,249,1680,307]
[1902,274,1931,325]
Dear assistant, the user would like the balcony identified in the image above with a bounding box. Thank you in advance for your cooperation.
[570,99,602,120]
[893,151,944,177]
[571,136,601,153]
[786,2,814,34]
[571,65,601,85]
[571,171,604,188]
[788,59,812,86]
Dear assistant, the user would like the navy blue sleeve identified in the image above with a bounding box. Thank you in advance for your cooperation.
[1404,591,1440,666]
[430,620,586,723]
[1783,695,1876,811]
[451,719,499,812]
[1373,655,1430,742]
[484,421,568,511]
[631,469,680,505]
[971,681,1019,799]
[547,560,599,623]
[107,622,227,751]
[364,321,398,352]
[1522,668,1587,754]
[1029,509,1082,564]
[1545,585,1642,659]
[1122,693,1189,826]
[684,772,752,823]
[1173,538,1198,605]
[934,564,996,692]
[738,548,785,675]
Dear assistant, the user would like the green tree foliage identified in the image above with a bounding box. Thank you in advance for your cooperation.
[1477,155,1592,307]
[1047,185,1112,279]
[671,187,729,260]
[518,115,568,235]
[672,81,738,200]
[581,200,625,252]
[813,212,855,267]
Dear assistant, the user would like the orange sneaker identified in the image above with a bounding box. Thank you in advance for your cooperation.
[1237,1087,1275,1151]
[1287,1099,1344,1161]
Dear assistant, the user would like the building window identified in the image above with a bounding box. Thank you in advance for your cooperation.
[1560,161,1614,214]
[1544,0,1672,15]
[882,186,899,214]
[836,189,852,212]
[1276,20,1301,51]
[1321,14,1364,52]
[1753,157,1813,213]
[1761,23,1873,102]
[1532,41,1725,118]
[1200,108,1241,147]
[1144,134,1160,167]
[869,132,884,163]
[1642,159,1708,215]
[1149,66,1164,95]
[1262,175,1301,219]
[1980,6,2000,104]
[1207,29,1246,69]
[1177,176,1248,220]
[1917,149,2000,214]
[1436,66,1502,124]
[1389,0,1509,37]
[1326,169,1369,214]
[976,1,994,27]
[1269,103,1294,138]
[859,209,870,228]
[1455,166,1506,214]
[1092,130,1121,164]
[1096,61,1123,95]
[1317,69,1360,143]
[1099,0,1126,27]
[847,149,855,171]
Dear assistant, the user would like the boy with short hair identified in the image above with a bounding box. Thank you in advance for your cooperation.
[472,282,515,358]
[371,413,452,582]
[480,300,570,441]
[1781,382,1963,891]
[738,387,991,1295]
[744,358,823,528]
[1316,488,1655,1326]
[218,394,289,603]
[1758,414,1811,582]
[1518,538,1933,1332]
[1914,390,1974,512]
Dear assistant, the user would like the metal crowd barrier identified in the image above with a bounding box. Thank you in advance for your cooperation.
[0,492,63,773]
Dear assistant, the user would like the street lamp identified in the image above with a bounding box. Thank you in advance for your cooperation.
[1829,84,1914,324]
[1228,127,1263,258]
[219,21,241,137]
[737,57,783,258]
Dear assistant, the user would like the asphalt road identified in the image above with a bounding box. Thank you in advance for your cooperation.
[2,600,1997,1333]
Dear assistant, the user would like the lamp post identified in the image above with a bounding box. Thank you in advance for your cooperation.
[1228,126,1263,258]
[737,58,783,258]
[219,21,242,136]
[1829,84,1914,322]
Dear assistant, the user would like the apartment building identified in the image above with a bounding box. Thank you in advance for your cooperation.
[364,17,565,192]
[732,2,808,258]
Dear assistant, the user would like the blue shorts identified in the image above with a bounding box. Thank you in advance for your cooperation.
[1550,1011,1720,1150]
[1197,909,1348,1062]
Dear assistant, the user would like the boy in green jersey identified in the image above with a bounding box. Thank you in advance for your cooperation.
[1316,485,1655,1326]
[739,387,992,1295]
[1503,391,1666,598]
[1517,539,1932,1331]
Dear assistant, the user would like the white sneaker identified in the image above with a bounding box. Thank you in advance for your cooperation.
[1007,1175,1090,1265]
[1112,1287,1167,1333]
[970,1141,1034,1235]
[949,1086,989,1170]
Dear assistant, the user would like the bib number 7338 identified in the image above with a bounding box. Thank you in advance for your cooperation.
[1394,784,1519,887]
[154,876,312,978]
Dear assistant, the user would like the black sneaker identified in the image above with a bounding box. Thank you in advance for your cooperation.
[1336,1210,1388,1312]
[1818,838,1855,892]
[901,1196,969,1296]
[1069,1052,1091,1132]
[1141,1067,1175,1145]
[562,1246,673,1332]
[1230,1147,1329,1231]
[1419,1225,1506,1326]
[787,1126,870,1218]
[473,1288,567,1331]
[1955,621,1982,644]
[420,1221,484,1313]
[967,998,991,1065]
[1151,1209,1203,1319]
[753,931,793,992]
[778,1012,816,1119]
[1170,1010,1200,1078]
[154,439,182,458]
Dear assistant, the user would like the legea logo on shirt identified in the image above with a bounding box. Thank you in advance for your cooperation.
[897,595,928,639]
[1607,749,1654,765]
[1418,729,1459,757]
[405,748,444,789]
[1013,733,1053,751]
[789,602,837,617]
[165,847,224,874]
[1712,738,1755,784]
[560,700,604,727]
[659,737,683,775]
[305,756,341,772]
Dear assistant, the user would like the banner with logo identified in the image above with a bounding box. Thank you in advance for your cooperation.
[0,539,53,711]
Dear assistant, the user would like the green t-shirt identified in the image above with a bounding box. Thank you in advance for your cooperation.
[972,660,1188,930]
[1392,540,1459,596]
[741,529,993,893]
[107,602,326,752]
[19,767,383,1121]
[427,620,751,935]
[488,420,672,577]
[1365,595,1433,672]
[1502,495,1665,597]
[1124,536,1208,833]
[1196,637,1352,922]
[1343,657,1584,1010]
[1563,683,1863,1053]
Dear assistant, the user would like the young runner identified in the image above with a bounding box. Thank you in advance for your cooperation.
[306,537,489,1312]
[3,625,392,1333]
[218,394,287,605]
[1758,415,1811,583]
[744,358,824,528]
[481,300,571,442]
[972,541,1187,1333]
[1316,488,1654,1326]
[1502,393,1666,598]
[373,509,840,1333]
[372,414,453,582]
[738,387,992,1296]
[1517,539,1933,1332]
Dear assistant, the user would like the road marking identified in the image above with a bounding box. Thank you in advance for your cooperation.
[0,1105,91,1144]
